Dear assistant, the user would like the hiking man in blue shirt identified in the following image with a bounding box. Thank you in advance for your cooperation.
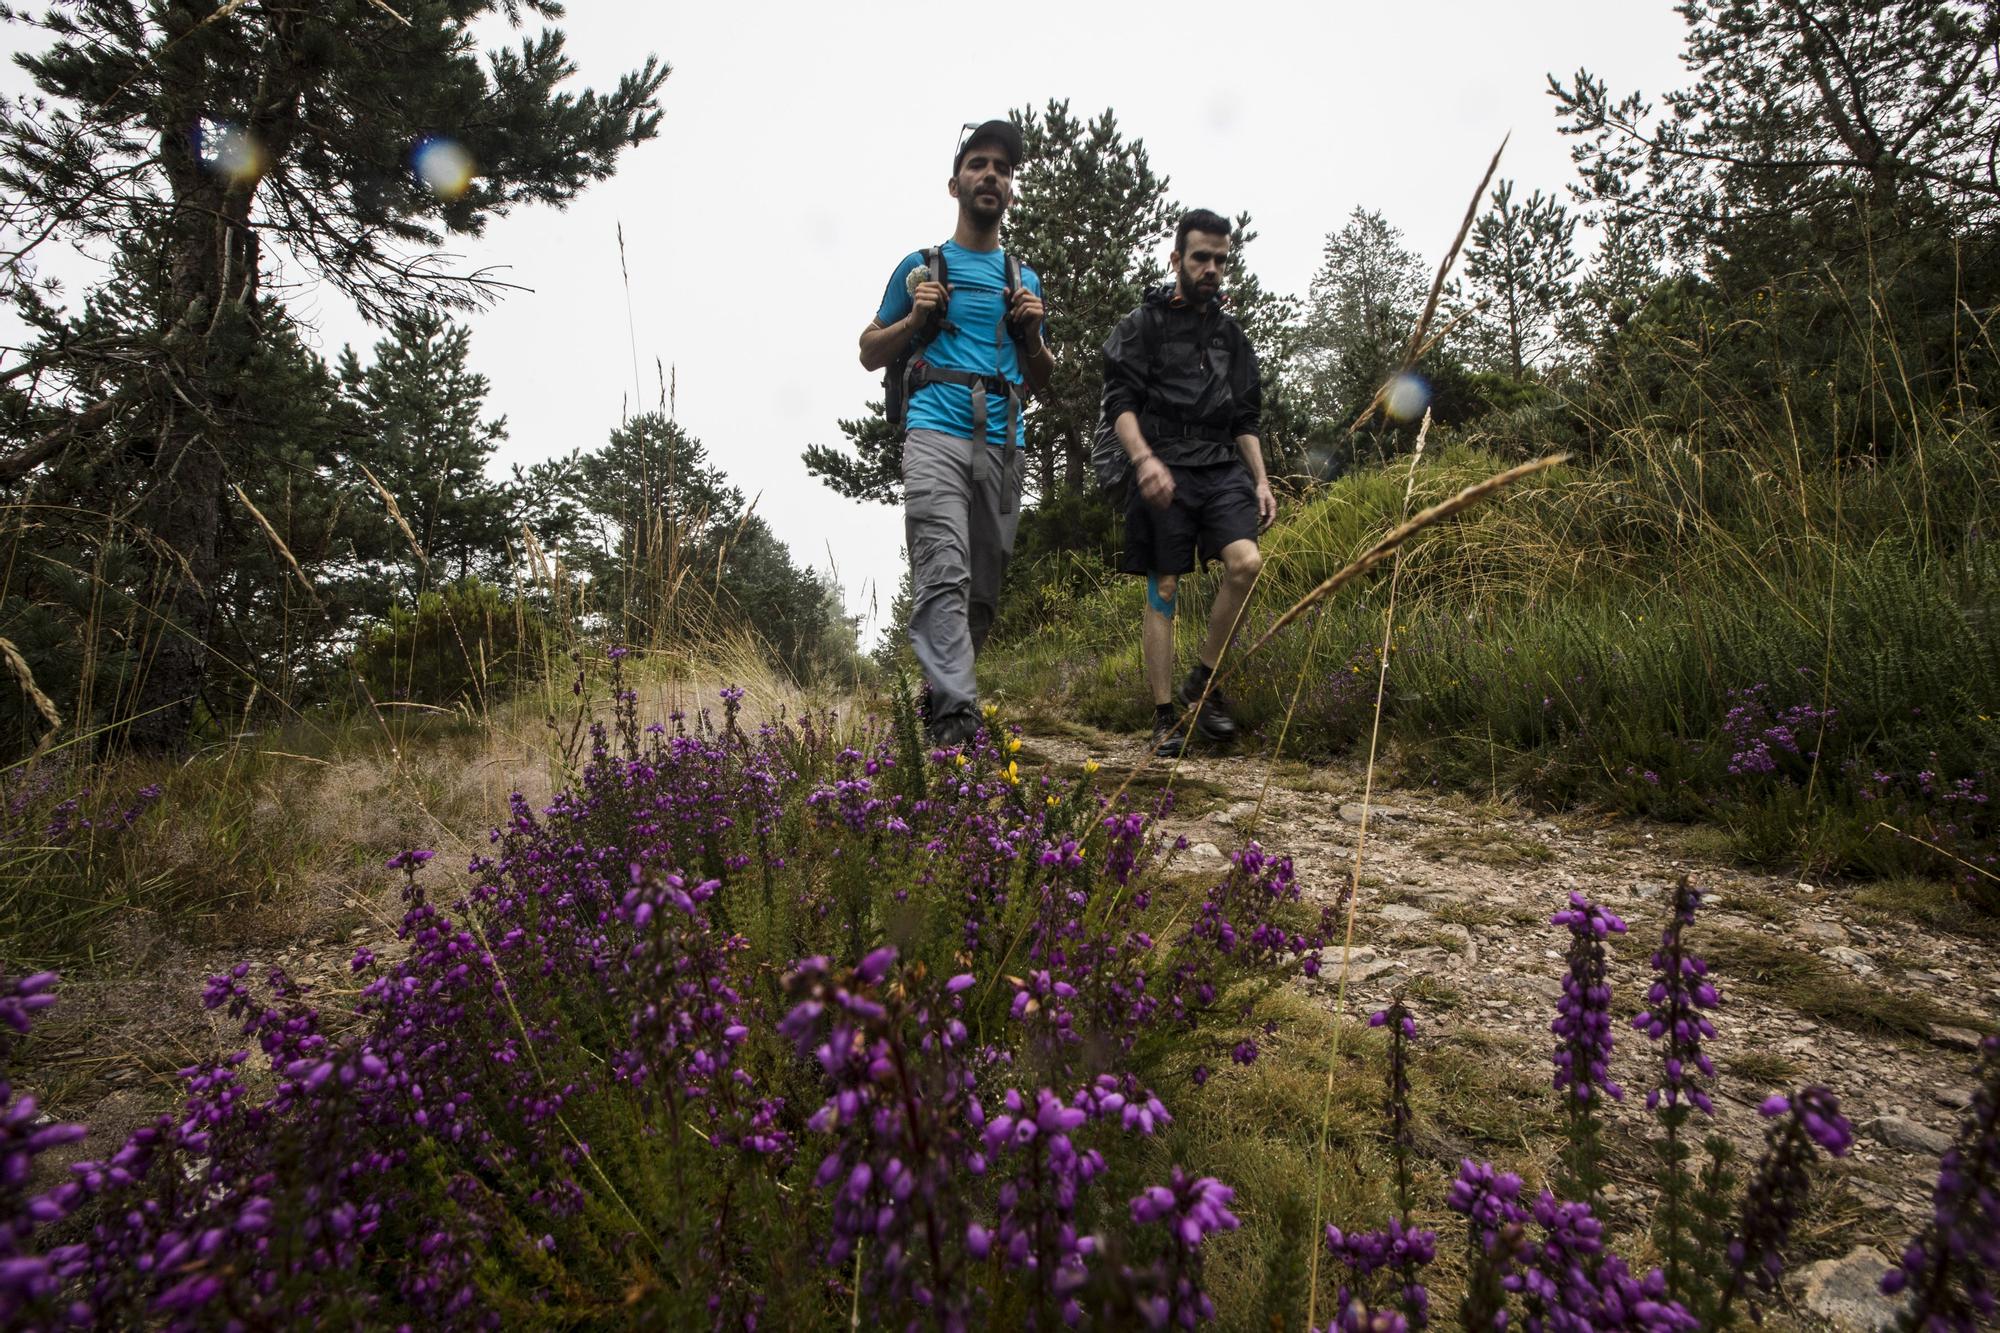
[860,119,1054,747]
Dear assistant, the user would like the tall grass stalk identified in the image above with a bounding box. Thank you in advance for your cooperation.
[1304,412,1430,1327]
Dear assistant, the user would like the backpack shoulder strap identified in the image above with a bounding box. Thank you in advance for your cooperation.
[1004,252,1021,295]
[927,244,947,287]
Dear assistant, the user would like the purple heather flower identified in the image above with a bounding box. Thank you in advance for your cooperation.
[1632,878,1719,1117]
[1725,1086,1854,1312]
[1550,893,1626,1122]
[1880,1034,2000,1331]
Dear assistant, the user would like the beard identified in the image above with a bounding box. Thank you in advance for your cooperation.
[1178,267,1222,300]
[960,191,1005,226]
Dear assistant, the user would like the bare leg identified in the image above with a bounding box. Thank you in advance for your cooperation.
[1199,539,1264,670]
[1142,572,1179,705]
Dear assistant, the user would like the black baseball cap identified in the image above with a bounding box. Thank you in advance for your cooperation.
[954,119,1023,173]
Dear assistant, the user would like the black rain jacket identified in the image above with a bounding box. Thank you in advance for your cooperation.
[1099,283,1262,469]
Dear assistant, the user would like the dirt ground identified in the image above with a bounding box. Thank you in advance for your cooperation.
[1026,722,1998,1330]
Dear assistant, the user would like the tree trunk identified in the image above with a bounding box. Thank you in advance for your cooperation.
[127,134,261,751]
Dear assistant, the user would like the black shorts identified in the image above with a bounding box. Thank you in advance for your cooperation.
[1120,462,1260,576]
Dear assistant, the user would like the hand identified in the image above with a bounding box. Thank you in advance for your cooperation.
[1255,481,1277,531]
[1007,287,1046,350]
[1136,455,1175,510]
[908,281,949,334]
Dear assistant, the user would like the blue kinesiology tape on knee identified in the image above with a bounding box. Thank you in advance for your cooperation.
[1146,575,1176,617]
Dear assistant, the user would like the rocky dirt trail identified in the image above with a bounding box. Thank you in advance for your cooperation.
[1024,722,2000,1332]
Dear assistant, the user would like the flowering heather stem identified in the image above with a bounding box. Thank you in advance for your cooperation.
[1446,1159,1527,1331]
[1631,876,1720,1301]
[1882,1034,2000,1332]
[1721,1086,1853,1321]
[1371,1002,1418,1223]
[1550,892,1627,1202]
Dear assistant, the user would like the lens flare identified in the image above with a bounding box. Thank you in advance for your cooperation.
[196,120,265,185]
[1384,372,1432,424]
[412,137,476,201]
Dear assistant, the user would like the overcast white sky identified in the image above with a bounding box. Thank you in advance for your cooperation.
[3,0,1690,645]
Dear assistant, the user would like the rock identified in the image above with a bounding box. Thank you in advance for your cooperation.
[1189,842,1223,860]
[1400,946,1451,975]
[1376,904,1433,924]
[1826,946,1877,974]
[1339,802,1407,824]
[1800,919,1847,943]
[1311,945,1377,968]
[1796,1247,1908,1332]
[1868,1115,1953,1157]
[1632,882,1668,902]
[1930,1024,1987,1051]
[1932,1087,1973,1110]
[1210,801,1260,827]
[1517,975,1563,1003]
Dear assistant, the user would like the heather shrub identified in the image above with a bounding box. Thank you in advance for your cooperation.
[0,659,1334,1329]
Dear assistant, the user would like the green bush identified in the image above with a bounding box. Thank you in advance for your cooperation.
[351,578,550,709]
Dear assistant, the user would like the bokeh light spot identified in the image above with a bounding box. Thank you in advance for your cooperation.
[412,137,476,201]
[1384,372,1432,424]
[196,120,265,186]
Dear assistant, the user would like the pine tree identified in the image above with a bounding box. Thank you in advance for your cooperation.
[0,1,667,750]
[338,311,512,600]
[1550,0,2000,263]
[1561,212,1662,356]
[1296,208,1430,463]
[0,225,367,742]
[1462,180,1580,381]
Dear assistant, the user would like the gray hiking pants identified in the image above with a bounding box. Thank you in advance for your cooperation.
[903,428,1023,724]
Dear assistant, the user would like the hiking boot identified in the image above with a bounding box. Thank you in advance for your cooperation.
[1176,667,1238,742]
[929,709,980,749]
[1149,706,1186,759]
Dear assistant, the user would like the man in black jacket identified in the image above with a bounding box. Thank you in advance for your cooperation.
[1101,208,1276,757]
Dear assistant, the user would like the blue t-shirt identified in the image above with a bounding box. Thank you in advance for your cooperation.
[876,241,1043,447]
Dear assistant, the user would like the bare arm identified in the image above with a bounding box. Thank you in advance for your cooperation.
[1020,340,1055,393]
[1118,410,1176,511]
[859,280,949,372]
[1233,433,1269,488]
[1236,433,1277,530]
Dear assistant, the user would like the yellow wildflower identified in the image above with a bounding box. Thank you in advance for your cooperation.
[1083,760,1100,775]
[1046,794,1059,808]
[955,753,969,768]
[1003,761,1020,786]
[1006,737,1021,754]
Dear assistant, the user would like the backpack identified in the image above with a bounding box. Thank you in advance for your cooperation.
[1090,404,1130,498]
[1090,303,1164,499]
[884,245,1028,439]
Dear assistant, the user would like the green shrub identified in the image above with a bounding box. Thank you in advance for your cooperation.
[351,578,549,708]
